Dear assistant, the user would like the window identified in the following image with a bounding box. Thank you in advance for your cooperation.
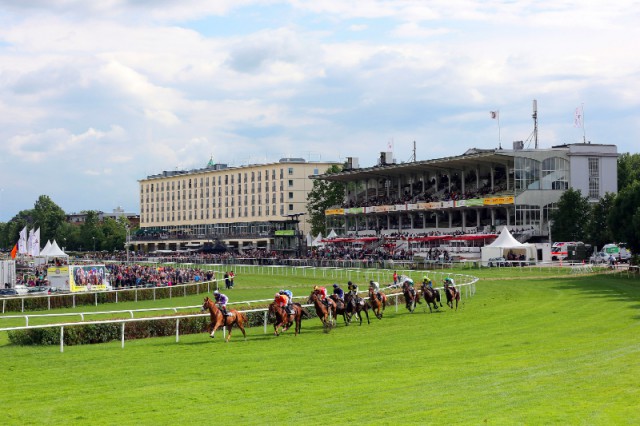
[541,157,569,190]
[588,157,600,199]
[288,192,294,199]
[288,180,293,187]
[515,157,541,193]
[288,204,294,211]
[288,167,294,175]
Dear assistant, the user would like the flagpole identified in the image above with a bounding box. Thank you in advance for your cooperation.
[497,110,501,149]
[581,104,587,144]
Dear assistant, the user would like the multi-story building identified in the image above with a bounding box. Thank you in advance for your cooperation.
[133,157,338,253]
[317,143,617,240]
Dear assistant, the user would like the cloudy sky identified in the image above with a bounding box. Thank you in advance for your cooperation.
[1,0,639,221]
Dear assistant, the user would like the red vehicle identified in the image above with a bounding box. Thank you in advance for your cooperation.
[551,242,581,261]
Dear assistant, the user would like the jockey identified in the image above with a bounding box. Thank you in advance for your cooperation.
[423,276,433,290]
[279,289,294,313]
[444,277,457,292]
[369,280,382,301]
[332,283,345,300]
[313,285,328,300]
[393,271,398,285]
[213,290,230,316]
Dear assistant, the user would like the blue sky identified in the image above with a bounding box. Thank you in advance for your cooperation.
[1,0,639,221]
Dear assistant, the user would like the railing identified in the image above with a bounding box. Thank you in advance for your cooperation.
[0,272,479,352]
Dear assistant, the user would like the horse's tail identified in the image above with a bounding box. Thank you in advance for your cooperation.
[239,311,249,326]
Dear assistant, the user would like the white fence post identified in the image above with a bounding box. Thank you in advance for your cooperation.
[121,322,125,348]
[60,326,64,353]
[176,318,180,342]
[263,311,268,334]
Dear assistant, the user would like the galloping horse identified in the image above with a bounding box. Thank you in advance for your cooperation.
[201,297,248,342]
[444,285,461,310]
[368,287,386,319]
[308,290,335,327]
[402,281,421,313]
[268,302,308,336]
[420,283,443,313]
[344,292,371,325]
[329,295,351,326]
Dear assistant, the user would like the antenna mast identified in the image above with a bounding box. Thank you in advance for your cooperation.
[532,99,538,149]
[412,141,416,162]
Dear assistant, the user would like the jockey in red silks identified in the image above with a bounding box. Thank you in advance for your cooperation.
[313,285,328,300]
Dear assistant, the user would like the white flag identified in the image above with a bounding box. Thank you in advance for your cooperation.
[574,106,583,128]
[31,228,41,256]
[490,111,499,120]
[18,226,28,254]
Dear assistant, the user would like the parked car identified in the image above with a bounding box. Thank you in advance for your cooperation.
[488,257,507,267]
[590,252,611,264]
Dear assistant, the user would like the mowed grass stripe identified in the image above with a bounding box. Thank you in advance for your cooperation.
[1,271,639,425]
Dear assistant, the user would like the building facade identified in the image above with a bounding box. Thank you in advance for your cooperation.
[133,158,338,253]
[317,143,617,240]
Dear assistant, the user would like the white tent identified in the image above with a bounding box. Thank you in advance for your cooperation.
[311,233,324,247]
[481,227,537,263]
[305,233,313,246]
[39,240,52,256]
[43,240,68,259]
[327,229,338,239]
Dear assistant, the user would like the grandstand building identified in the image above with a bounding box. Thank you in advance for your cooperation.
[316,143,617,243]
[133,157,338,253]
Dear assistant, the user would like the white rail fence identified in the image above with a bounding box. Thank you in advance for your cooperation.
[1,265,472,314]
[0,278,478,352]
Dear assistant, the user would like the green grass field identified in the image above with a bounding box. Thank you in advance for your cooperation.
[1,268,639,425]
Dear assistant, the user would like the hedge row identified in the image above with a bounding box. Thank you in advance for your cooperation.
[6,306,319,346]
[1,282,213,313]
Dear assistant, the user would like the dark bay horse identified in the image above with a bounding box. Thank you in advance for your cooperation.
[268,302,307,336]
[344,292,371,325]
[201,297,248,342]
[444,285,461,310]
[308,290,335,327]
[368,287,386,319]
[420,283,443,313]
[329,295,351,326]
[402,282,421,313]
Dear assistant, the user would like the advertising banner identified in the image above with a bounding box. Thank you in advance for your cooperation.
[47,266,70,291]
[483,196,515,205]
[69,264,109,292]
[325,208,344,216]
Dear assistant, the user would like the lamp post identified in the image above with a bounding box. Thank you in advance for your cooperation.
[92,236,96,252]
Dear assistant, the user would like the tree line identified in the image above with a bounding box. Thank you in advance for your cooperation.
[0,195,132,253]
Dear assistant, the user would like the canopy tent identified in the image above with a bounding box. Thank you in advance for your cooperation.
[39,240,52,256]
[305,233,313,247]
[326,229,338,239]
[481,227,536,263]
[43,240,68,258]
[311,233,324,247]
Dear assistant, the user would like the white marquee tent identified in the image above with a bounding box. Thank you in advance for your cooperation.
[481,227,537,263]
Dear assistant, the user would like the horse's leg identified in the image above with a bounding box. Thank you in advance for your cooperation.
[363,307,370,324]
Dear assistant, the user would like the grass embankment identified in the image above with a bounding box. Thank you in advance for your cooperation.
[1,269,639,425]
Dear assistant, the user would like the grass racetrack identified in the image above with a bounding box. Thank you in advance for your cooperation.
[2,268,639,425]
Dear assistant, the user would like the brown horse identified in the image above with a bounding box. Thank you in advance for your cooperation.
[268,302,307,336]
[444,285,461,310]
[402,281,421,313]
[420,283,443,313]
[201,297,248,342]
[344,292,371,325]
[308,290,335,327]
[368,287,386,319]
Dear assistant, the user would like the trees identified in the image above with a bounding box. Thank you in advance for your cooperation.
[617,153,640,193]
[306,164,345,236]
[586,192,615,250]
[608,181,640,255]
[550,188,591,242]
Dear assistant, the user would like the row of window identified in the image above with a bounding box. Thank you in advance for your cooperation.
[141,180,296,202]
[142,203,296,223]
[142,168,298,194]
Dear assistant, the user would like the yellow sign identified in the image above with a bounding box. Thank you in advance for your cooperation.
[483,196,515,205]
[325,208,345,216]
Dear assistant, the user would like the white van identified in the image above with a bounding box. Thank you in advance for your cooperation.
[602,243,632,263]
